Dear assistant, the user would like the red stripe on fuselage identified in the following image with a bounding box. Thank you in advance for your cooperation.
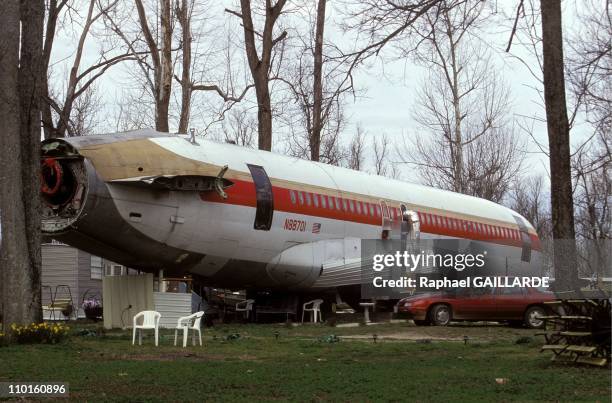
[199,178,541,251]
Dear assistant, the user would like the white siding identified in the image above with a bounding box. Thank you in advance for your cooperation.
[153,292,192,328]
[41,244,78,306]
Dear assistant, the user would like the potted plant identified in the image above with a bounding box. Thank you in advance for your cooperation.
[82,298,103,321]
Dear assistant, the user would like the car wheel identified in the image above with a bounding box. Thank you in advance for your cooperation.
[524,306,546,329]
[413,319,430,326]
[430,304,451,326]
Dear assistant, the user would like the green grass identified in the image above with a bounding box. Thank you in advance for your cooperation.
[0,323,610,402]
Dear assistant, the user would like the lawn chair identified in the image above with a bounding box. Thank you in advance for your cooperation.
[174,311,205,347]
[132,311,161,346]
[235,299,255,320]
[302,299,324,323]
[42,285,75,320]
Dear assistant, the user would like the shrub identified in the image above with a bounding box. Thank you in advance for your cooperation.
[10,322,70,344]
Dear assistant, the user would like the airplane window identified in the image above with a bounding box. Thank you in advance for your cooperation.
[290,190,297,204]
[313,194,319,208]
[247,164,274,231]
[305,193,312,206]
[298,192,304,205]
[321,195,327,209]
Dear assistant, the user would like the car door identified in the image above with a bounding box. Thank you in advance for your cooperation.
[494,286,527,320]
[453,286,496,320]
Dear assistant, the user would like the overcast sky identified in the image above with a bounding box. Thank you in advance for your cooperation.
[50,1,597,184]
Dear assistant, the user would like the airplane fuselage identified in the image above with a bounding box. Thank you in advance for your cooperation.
[41,130,541,291]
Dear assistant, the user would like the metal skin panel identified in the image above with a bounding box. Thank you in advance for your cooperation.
[42,130,543,291]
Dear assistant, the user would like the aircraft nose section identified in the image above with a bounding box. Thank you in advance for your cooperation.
[41,139,88,233]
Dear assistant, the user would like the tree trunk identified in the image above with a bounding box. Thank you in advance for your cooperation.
[540,0,577,291]
[255,80,273,151]
[0,0,44,327]
[177,0,192,134]
[157,0,173,133]
[237,0,287,151]
[41,0,61,139]
[310,0,326,161]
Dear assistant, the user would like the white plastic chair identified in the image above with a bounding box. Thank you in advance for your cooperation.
[174,311,205,347]
[132,310,161,346]
[235,299,255,320]
[302,299,324,323]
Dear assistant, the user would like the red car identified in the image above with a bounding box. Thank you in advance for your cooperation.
[396,286,555,328]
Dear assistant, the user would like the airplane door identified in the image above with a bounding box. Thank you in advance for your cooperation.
[400,204,420,243]
[247,164,274,231]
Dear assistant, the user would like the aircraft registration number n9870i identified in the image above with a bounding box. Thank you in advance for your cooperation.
[283,218,307,232]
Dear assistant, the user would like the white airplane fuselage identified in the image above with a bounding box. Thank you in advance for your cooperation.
[41,130,541,292]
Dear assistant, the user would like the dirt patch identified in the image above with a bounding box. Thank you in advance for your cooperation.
[340,333,464,342]
[97,352,261,362]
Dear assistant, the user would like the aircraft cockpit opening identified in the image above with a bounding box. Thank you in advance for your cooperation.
[40,139,88,233]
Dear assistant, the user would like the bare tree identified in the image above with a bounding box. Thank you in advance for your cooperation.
[507,175,551,239]
[42,0,136,137]
[573,132,611,287]
[220,106,257,147]
[401,2,523,202]
[373,134,390,176]
[540,0,576,290]
[282,0,354,164]
[311,0,326,161]
[346,124,366,171]
[70,84,104,137]
[567,0,611,151]
[372,134,400,178]
[226,0,288,150]
[0,0,44,326]
[105,1,251,134]
[137,0,173,132]
[176,0,193,134]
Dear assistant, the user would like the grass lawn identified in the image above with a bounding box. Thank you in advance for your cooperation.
[0,323,610,402]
